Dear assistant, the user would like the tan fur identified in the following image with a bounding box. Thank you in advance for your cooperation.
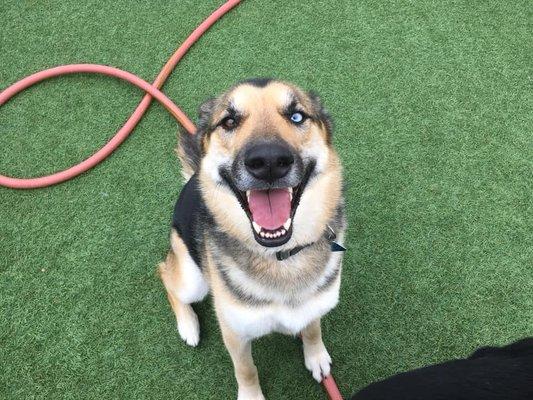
[175,146,195,181]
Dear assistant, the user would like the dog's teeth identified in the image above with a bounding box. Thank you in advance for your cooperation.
[246,190,251,201]
[288,187,293,201]
[252,222,261,234]
[260,231,265,237]
[281,229,286,235]
[283,218,292,230]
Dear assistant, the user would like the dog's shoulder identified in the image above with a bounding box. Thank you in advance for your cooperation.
[172,173,210,267]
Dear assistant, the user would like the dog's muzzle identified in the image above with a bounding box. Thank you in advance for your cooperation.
[220,138,313,248]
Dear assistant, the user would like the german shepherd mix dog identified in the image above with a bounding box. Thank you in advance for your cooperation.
[158,79,346,400]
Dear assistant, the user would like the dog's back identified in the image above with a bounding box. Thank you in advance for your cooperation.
[352,338,533,400]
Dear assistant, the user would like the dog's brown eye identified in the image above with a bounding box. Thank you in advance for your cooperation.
[221,116,237,130]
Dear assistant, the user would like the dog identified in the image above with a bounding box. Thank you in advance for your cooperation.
[352,337,533,400]
[158,78,346,400]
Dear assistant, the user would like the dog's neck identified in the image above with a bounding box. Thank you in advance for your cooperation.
[275,224,344,261]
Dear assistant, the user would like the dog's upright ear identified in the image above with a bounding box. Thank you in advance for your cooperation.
[307,91,333,143]
[177,97,217,180]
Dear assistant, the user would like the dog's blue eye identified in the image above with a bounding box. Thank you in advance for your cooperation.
[290,112,304,123]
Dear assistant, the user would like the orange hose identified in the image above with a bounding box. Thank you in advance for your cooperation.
[0,0,240,189]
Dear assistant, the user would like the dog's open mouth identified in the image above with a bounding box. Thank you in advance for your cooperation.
[220,161,315,247]
[246,187,294,245]
[236,183,306,247]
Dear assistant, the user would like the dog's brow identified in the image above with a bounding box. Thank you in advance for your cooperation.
[284,91,297,107]
[213,101,242,126]
[218,100,238,117]
[282,93,303,114]
[227,102,241,117]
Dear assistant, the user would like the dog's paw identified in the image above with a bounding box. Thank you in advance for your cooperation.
[304,342,332,382]
[177,311,200,347]
[237,386,265,400]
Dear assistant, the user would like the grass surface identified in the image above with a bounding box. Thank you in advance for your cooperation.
[1,0,532,398]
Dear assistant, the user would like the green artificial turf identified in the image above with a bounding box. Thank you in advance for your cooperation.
[1,0,532,398]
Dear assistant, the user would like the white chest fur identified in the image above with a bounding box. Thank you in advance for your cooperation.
[221,278,340,339]
[217,251,343,339]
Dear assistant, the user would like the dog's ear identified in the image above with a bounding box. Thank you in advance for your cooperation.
[177,97,217,180]
[307,91,333,141]
[196,97,218,155]
[197,97,217,132]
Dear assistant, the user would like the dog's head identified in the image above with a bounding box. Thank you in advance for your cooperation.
[195,79,342,249]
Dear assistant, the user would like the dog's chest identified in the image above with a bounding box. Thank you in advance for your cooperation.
[220,275,340,339]
[211,237,345,339]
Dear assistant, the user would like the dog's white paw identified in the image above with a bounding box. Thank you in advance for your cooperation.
[237,386,265,400]
[304,342,332,382]
[177,311,200,347]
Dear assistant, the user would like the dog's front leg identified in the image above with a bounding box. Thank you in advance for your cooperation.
[301,318,332,382]
[220,320,265,400]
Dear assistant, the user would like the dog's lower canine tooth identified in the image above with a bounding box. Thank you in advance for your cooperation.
[252,221,261,234]
[283,218,292,230]
[281,229,286,235]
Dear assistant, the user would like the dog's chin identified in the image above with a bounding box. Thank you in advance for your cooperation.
[252,224,292,247]
[220,162,316,248]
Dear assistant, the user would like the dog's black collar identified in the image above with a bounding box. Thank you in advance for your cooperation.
[275,225,345,261]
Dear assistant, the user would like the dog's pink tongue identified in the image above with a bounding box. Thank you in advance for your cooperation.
[248,188,291,230]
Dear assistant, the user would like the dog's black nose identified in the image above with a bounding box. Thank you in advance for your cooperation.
[244,143,294,182]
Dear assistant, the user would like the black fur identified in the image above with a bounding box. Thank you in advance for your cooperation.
[316,264,341,292]
[171,173,207,267]
[307,91,333,141]
[240,77,273,88]
[352,338,533,400]
[216,264,272,306]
